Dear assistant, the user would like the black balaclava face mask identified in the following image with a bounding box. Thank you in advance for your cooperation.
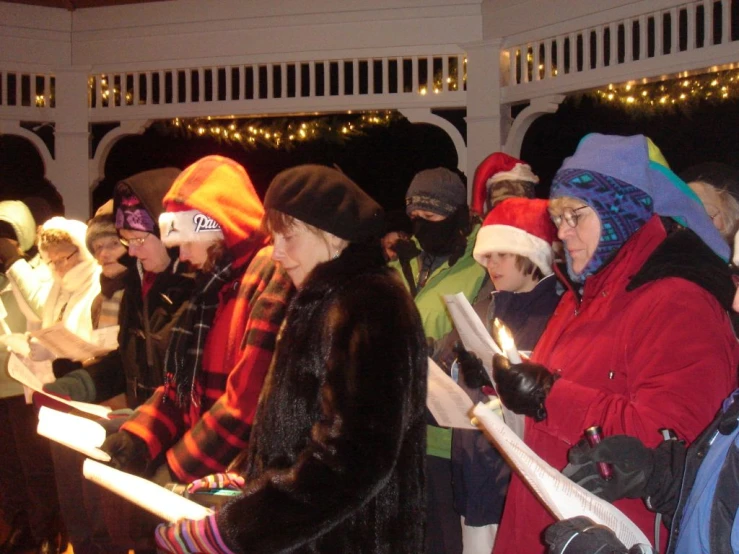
[413,205,466,256]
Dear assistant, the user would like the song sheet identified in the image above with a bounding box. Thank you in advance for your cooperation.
[7,353,111,418]
[426,358,476,429]
[30,323,115,361]
[442,292,526,438]
[83,459,214,522]
[472,403,651,550]
[36,406,111,462]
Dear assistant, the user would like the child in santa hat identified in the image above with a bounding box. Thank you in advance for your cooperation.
[432,197,561,554]
[471,152,539,216]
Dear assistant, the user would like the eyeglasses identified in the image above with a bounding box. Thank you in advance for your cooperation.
[49,248,78,268]
[551,206,590,229]
[119,235,148,248]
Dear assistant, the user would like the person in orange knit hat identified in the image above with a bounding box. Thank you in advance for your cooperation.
[471,151,539,216]
[100,156,294,540]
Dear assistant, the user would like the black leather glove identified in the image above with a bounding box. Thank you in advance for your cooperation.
[0,237,23,272]
[545,516,630,554]
[43,369,96,402]
[492,353,557,421]
[101,430,150,475]
[453,342,492,389]
[392,238,421,263]
[562,436,656,502]
[52,358,83,379]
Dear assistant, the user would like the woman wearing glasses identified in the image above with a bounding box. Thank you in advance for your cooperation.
[490,134,739,554]
[32,216,101,357]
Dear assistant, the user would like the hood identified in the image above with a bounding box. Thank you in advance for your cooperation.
[161,155,267,264]
[113,167,181,237]
[627,227,735,310]
[40,217,94,264]
[0,200,36,252]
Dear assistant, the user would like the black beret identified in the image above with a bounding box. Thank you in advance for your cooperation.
[264,164,384,242]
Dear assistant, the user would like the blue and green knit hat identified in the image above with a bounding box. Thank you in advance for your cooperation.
[551,134,729,281]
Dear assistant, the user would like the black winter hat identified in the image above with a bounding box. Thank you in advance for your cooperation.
[264,164,384,242]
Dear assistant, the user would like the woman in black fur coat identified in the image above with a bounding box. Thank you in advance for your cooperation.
[155,164,428,554]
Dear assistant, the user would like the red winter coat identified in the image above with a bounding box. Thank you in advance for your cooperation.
[493,217,739,554]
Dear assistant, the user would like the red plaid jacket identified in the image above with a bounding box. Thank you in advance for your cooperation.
[122,246,294,481]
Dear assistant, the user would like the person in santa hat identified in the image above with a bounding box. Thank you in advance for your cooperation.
[471,152,540,216]
[433,197,561,554]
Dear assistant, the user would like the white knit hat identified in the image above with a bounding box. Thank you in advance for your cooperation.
[158,209,224,247]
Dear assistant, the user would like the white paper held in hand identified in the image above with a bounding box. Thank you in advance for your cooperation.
[83,459,214,522]
[36,406,111,462]
[426,358,476,429]
[471,402,652,550]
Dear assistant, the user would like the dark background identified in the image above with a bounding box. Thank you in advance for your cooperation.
[1,95,738,217]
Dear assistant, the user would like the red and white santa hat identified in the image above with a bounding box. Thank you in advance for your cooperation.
[473,197,556,276]
[471,152,539,215]
[159,207,224,247]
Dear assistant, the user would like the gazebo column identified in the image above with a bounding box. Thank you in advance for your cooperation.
[464,38,504,202]
[48,68,91,220]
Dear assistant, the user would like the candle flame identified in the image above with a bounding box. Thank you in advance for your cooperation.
[493,318,515,351]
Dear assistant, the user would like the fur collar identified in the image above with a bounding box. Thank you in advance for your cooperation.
[297,241,387,299]
[627,228,734,310]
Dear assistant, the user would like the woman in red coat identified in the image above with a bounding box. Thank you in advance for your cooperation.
[491,134,739,554]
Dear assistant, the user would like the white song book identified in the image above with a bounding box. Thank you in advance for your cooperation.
[36,406,111,462]
[472,403,652,550]
[83,459,214,522]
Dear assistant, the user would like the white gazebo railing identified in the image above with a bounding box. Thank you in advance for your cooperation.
[87,51,468,122]
[0,66,55,120]
[502,0,738,104]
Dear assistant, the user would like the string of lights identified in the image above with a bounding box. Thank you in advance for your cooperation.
[156,111,402,150]
[586,67,739,111]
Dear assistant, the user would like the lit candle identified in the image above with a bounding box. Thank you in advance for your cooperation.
[494,318,522,364]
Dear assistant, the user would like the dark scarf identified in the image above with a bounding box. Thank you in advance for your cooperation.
[164,254,235,408]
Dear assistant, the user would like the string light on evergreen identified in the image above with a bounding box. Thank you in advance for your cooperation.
[159,111,401,150]
[589,67,739,110]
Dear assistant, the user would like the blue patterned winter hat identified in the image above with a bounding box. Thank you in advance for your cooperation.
[551,169,653,281]
[551,134,729,269]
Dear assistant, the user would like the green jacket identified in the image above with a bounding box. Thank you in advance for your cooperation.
[390,224,486,341]
[390,224,486,459]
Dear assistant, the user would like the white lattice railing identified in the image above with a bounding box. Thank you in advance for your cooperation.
[503,0,737,102]
[86,53,467,121]
[0,70,55,109]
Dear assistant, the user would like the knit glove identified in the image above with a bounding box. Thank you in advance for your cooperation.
[544,516,631,554]
[0,238,23,272]
[52,358,83,379]
[100,430,150,475]
[562,436,656,502]
[453,342,492,389]
[492,353,557,421]
[43,369,96,402]
[186,472,245,495]
[154,514,236,554]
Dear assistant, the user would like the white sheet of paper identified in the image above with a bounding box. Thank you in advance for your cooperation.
[472,403,651,550]
[90,325,119,350]
[30,323,114,361]
[7,353,111,418]
[0,332,31,357]
[36,406,111,462]
[427,358,476,429]
[83,459,214,522]
[442,292,525,439]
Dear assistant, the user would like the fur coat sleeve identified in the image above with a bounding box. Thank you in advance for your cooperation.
[217,245,428,553]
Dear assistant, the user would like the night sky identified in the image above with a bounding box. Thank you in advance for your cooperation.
[1,96,738,217]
